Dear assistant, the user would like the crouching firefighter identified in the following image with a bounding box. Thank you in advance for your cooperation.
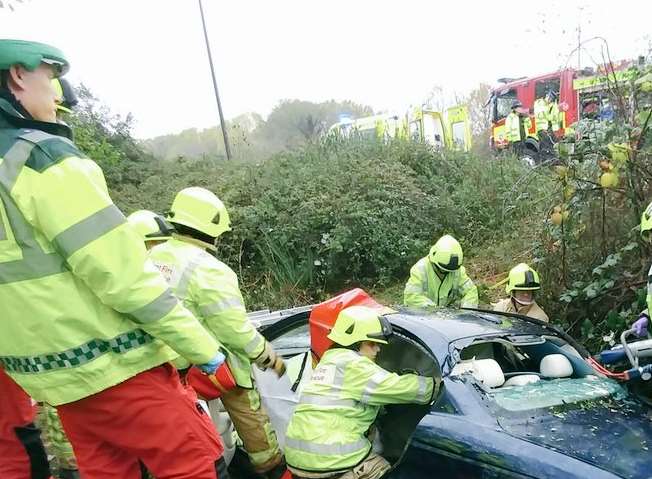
[285,306,437,479]
[148,187,286,479]
[493,263,549,322]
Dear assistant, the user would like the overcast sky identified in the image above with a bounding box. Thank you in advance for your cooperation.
[2,0,651,139]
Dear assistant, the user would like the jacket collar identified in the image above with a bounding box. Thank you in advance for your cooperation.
[0,90,73,140]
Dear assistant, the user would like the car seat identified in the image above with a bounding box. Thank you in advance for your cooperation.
[539,354,573,378]
[503,374,540,387]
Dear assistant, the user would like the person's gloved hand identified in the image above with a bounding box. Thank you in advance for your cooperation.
[198,351,226,375]
[632,312,649,338]
[255,341,286,377]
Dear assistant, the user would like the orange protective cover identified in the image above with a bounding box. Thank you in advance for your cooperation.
[186,362,237,401]
[309,288,386,359]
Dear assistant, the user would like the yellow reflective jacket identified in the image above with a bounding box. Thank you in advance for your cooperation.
[534,98,549,132]
[0,99,220,405]
[149,236,266,387]
[285,348,434,473]
[505,111,522,142]
[404,257,478,308]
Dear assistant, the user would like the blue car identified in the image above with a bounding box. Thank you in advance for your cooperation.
[248,307,651,479]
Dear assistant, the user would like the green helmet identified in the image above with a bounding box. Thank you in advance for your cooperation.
[429,235,463,272]
[641,201,652,240]
[0,40,69,77]
[327,306,393,347]
[167,187,231,239]
[127,210,174,243]
[506,263,541,294]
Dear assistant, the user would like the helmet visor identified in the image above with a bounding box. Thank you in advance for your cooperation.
[145,216,175,240]
[436,254,461,272]
[512,270,540,290]
[367,316,393,343]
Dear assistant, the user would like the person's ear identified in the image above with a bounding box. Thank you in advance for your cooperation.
[7,65,28,92]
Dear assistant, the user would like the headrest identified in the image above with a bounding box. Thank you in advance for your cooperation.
[451,358,505,388]
[540,354,573,378]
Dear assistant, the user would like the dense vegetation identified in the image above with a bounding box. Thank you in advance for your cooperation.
[68,67,652,353]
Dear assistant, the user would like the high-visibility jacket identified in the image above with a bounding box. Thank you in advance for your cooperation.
[492,298,549,322]
[548,102,561,132]
[0,99,220,406]
[505,111,521,142]
[285,348,434,473]
[404,257,478,308]
[149,237,266,388]
[534,98,549,132]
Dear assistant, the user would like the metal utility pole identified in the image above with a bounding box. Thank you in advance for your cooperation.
[198,0,232,161]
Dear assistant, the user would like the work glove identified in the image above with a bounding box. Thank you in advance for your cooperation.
[632,312,649,338]
[197,351,226,375]
[255,341,286,377]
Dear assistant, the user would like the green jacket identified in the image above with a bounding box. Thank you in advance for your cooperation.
[404,257,478,308]
[149,236,266,388]
[285,348,434,472]
[0,98,220,405]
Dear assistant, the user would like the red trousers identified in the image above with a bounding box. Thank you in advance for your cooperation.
[57,364,224,479]
[0,368,51,479]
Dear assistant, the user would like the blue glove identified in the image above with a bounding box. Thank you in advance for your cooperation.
[632,313,649,338]
[197,351,226,375]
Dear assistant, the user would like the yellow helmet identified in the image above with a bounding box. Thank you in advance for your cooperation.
[506,263,541,294]
[167,187,231,239]
[641,201,652,241]
[327,306,393,347]
[127,210,174,243]
[429,235,463,272]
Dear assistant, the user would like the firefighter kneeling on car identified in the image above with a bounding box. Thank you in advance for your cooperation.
[285,306,437,479]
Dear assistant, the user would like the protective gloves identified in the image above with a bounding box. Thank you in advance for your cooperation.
[632,311,649,338]
[255,341,286,377]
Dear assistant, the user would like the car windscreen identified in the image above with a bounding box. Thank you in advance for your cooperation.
[489,375,625,412]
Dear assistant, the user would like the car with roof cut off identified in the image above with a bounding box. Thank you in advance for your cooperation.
[242,290,652,479]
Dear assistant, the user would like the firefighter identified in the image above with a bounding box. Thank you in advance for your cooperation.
[493,263,549,322]
[546,91,562,133]
[505,100,522,145]
[404,234,478,309]
[285,306,436,479]
[533,95,550,134]
[148,187,286,479]
[631,201,652,337]
[0,39,228,478]
[127,209,175,250]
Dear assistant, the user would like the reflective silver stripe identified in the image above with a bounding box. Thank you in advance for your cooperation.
[129,288,178,323]
[200,297,245,316]
[0,134,69,283]
[299,394,357,408]
[360,369,390,403]
[53,205,125,258]
[0,213,6,241]
[0,252,67,285]
[285,437,369,456]
[172,250,205,299]
[416,375,429,403]
[244,333,264,355]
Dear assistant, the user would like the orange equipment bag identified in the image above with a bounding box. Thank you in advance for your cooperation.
[309,288,387,359]
[186,362,237,401]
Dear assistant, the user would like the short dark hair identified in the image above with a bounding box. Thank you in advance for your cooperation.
[0,70,9,90]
